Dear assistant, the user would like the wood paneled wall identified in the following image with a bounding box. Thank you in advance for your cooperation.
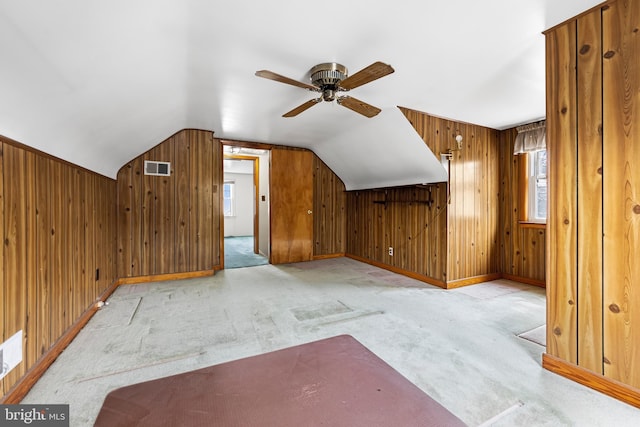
[545,0,640,399]
[117,129,221,277]
[0,137,117,397]
[345,108,500,285]
[498,128,546,284]
[313,156,346,257]
[346,185,448,284]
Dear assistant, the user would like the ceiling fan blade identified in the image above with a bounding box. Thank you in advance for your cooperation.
[255,70,319,91]
[337,96,381,118]
[283,98,322,117]
[338,61,395,90]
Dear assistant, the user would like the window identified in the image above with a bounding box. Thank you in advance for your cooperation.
[223,181,235,217]
[518,150,547,225]
[528,150,547,222]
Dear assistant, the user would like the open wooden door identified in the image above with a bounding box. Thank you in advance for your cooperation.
[270,148,313,264]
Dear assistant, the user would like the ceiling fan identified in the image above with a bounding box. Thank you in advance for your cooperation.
[255,61,394,118]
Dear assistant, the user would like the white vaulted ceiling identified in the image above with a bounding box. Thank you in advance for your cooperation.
[0,1,601,190]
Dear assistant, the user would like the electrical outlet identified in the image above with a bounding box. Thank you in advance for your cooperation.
[388,247,393,256]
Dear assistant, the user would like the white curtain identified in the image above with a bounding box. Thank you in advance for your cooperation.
[514,120,546,154]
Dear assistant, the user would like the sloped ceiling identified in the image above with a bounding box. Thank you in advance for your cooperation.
[0,1,601,190]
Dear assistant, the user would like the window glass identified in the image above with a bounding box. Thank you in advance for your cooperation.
[529,150,547,222]
[223,182,234,216]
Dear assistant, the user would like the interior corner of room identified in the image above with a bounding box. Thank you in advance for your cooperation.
[2,0,640,424]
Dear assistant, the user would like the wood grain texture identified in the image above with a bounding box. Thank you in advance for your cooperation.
[497,128,546,284]
[3,144,28,386]
[576,9,604,374]
[543,353,640,409]
[346,185,448,282]
[602,0,640,388]
[0,136,118,399]
[270,148,314,264]
[313,156,346,257]
[116,130,221,278]
[371,108,501,284]
[1,279,120,404]
[545,21,579,364]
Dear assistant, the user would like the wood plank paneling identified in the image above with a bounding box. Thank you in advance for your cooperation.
[313,157,346,257]
[497,128,546,284]
[4,145,28,386]
[346,106,506,286]
[1,135,118,399]
[603,0,640,388]
[577,9,604,374]
[156,141,175,274]
[346,185,448,283]
[546,21,578,363]
[117,163,133,278]
[24,151,37,369]
[174,132,190,271]
[116,129,221,278]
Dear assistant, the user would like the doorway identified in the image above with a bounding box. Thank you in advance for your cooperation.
[222,146,270,268]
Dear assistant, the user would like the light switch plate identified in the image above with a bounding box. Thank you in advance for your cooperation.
[0,330,23,380]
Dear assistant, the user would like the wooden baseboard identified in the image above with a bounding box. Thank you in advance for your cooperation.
[445,273,503,289]
[502,273,546,288]
[0,280,120,404]
[313,253,346,260]
[117,269,214,285]
[345,254,447,288]
[542,353,640,409]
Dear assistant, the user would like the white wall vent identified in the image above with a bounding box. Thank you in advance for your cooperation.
[144,160,171,176]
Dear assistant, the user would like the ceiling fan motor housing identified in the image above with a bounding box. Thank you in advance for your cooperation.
[310,63,348,101]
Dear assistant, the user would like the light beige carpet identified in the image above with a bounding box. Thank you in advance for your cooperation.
[517,325,546,347]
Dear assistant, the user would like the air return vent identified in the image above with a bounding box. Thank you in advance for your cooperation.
[144,161,171,176]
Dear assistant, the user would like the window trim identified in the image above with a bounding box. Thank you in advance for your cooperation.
[517,151,547,228]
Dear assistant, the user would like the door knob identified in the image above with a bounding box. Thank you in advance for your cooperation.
[307,210,313,215]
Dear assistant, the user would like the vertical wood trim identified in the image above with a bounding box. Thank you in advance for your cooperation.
[212,136,222,269]
[34,156,50,359]
[0,141,3,396]
[253,158,260,253]
[546,21,579,363]
[577,8,604,374]
[517,154,529,222]
[602,0,640,388]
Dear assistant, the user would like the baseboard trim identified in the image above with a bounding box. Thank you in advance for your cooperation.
[345,254,447,288]
[445,273,503,289]
[313,253,346,260]
[0,280,120,404]
[502,273,546,288]
[117,270,215,285]
[542,353,640,409]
